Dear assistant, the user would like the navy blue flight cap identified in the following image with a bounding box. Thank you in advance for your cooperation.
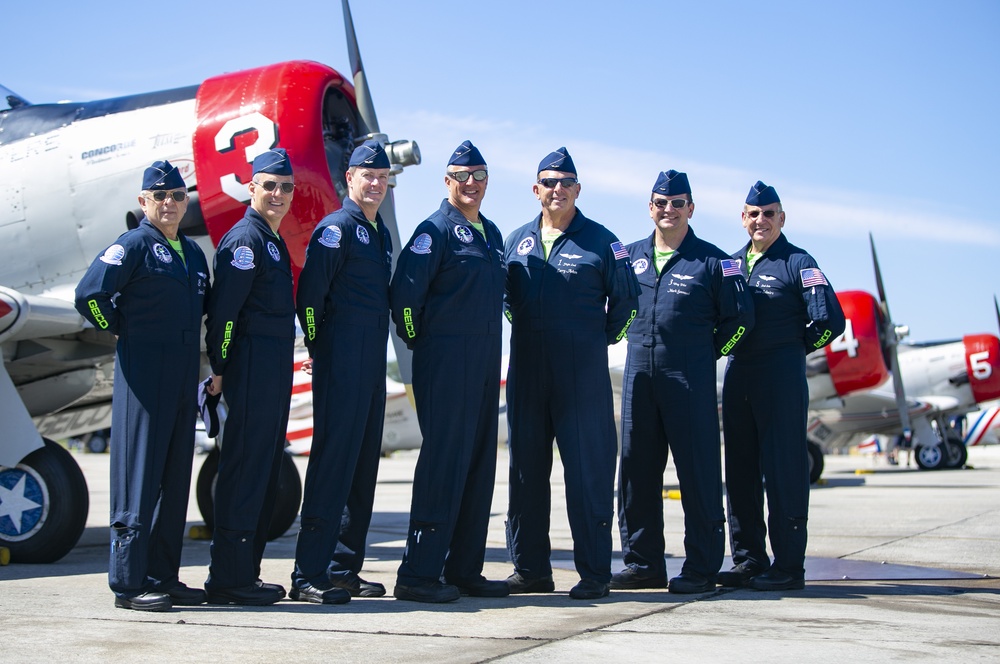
[198,376,221,438]
[253,148,294,176]
[746,180,780,206]
[537,147,576,176]
[142,160,185,190]
[349,139,390,169]
[448,140,486,167]
[652,170,691,196]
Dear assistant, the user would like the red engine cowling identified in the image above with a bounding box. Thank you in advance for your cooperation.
[191,60,361,282]
[964,334,1000,404]
[824,290,891,396]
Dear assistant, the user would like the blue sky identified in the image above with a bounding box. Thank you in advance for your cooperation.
[6,0,999,342]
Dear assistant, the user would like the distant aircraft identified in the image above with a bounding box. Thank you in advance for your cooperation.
[0,0,417,563]
[609,238,1000,484]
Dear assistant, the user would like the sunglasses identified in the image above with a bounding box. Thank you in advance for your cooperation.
[746,209,779,219]
[537,177,578,189]
[254,180,295,194]
[652,198,688,210]
[147,190,188,202]
[447,169,488,182]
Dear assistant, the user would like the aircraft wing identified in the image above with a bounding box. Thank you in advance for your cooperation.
[0,285,116,465]
[810,388,961,442]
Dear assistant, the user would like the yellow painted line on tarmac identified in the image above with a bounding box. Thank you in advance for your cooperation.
[663,489,682,500]
[855,469,874,475]
[188,525,212,540]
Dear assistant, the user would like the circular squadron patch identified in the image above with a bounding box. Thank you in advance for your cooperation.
[633,258,649,275]
[410,233,433,255]
[318,226,342,248]
[516,237,535,256]
[99,244,126,266]
[267,241,281,262]
[231,246,255,270]
[356,226,370,245]
[454,225,474,244]
[152,243,173,264]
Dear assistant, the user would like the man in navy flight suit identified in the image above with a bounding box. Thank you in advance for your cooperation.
[75,161,209,611]
[720,181,845,591]
[290,140,393,604]
[613,170,754,594]
[504,147,640,600]
[204,149,297,605]
[390,140,508,603]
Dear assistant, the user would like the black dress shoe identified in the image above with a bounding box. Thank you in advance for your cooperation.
[450,576,511,597]
[329,571,386,598]
[114,592,172,612]
[161,582,207,606]
[505,572,555,594]
[717,562,765,588]
[393,580,461,603]
[255,579,287,599]
[667,572,715,594]
[747,568,805,591]
[610,565,667,590]
[289,583,351,605]
[569,578,610,600]
[206,583,284,606]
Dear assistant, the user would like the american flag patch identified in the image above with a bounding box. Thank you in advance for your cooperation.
[611,241,628,260]
[720,259,741,278]
[800,267,828,288]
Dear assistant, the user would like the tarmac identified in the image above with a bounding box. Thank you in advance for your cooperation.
[2,444,999,663]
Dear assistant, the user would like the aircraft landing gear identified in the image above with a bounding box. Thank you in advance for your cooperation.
[195,447,302,541]
[914,443,946,470]
[807,440,825,484]
[0,439,89,563]
[943,434,969,469]
[914,430,968,471]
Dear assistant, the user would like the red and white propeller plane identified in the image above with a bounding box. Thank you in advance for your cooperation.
[0,0,418,563]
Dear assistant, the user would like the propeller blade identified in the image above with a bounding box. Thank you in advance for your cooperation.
[994,295,1000,335]
[340,0,413,383]
[869,232,891,321]
[870,233,912,443]
[342,0,380,135]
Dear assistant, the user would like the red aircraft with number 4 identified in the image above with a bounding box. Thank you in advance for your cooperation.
[0,0,418,564]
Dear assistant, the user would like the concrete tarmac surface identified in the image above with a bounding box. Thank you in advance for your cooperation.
[2,444,998,663]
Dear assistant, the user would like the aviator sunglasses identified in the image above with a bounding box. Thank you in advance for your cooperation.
[746,209,779,219]
[537,177,578,189]
[652,198,689,210]
[254,180,296,194]
[447,169,488,182]
[147,190,188,202]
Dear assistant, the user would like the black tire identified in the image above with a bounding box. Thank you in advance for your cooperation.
[943,436,968,470]
[915,443,946,470]
[196,447,301,541]
[0,438,89,563]
[807,441,825,484]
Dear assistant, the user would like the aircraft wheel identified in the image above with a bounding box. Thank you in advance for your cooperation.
[85,432,109,454]
[196,447,301,541]
[807,441,825,484]
[943,436,968,470]
[0,439,89,563]
[914,443,946,470]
